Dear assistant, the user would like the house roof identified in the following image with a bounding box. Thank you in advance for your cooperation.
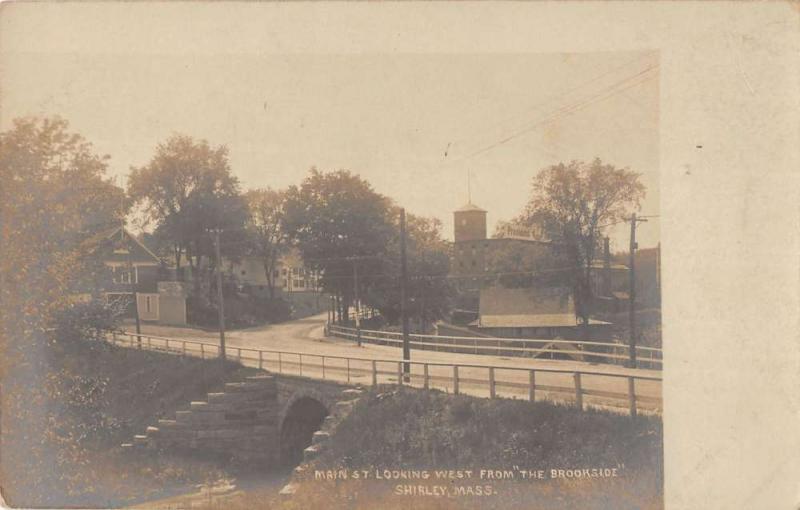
[455,202,487,213]
[83,225,160,265]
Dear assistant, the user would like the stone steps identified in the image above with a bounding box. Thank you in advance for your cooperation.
[122,372,279,456]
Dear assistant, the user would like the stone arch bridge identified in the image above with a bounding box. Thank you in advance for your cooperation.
[124,372,363,465]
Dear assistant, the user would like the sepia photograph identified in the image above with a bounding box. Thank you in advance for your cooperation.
[1,2,797,510]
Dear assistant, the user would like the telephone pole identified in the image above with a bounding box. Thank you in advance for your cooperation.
[400,208,411,376]
[211,229,226,360]
[125,230,142,348]
[352,258,361,347]
[117,178,142,348]
[628,213,647,368]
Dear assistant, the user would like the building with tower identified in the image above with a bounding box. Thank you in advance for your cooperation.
[446,200,628,336]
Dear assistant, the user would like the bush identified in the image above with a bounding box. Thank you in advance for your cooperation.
[318,387,662,471]
[52,298,124,343]
[187,294,292,329]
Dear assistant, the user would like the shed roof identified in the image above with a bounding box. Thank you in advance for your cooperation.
[480,286,574,316]
[473,314,610,328]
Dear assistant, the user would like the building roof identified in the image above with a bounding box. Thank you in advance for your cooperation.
[83,225,160,265]
[590,260,629,271]
[475,286,610,328]
[480,286,574,316]
[455,202,487,213]
[472,314,610,328]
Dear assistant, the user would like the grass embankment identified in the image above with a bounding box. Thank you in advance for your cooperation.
[1,339,260,508]
[215,387,663,510]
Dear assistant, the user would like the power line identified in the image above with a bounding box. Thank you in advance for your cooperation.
[454,64,659,162]
[445,53,658,159]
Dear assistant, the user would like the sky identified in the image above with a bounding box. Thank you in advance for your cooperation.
[0,5,660,250]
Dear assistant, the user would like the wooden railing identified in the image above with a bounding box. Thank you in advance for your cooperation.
[109,330,661,416]
[327,324,663,369]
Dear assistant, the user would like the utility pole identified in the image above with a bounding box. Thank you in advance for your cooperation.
[400,208,411,376]
[211,229,226,360]
[117,176,142,348]
[353,258,362,347]
[125,231,142,348]
[628,213,647,368]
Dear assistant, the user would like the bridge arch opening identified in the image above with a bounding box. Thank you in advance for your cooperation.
[279,397,328,466]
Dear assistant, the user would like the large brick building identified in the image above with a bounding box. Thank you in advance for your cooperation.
[450,202,553,284]
[448,201,628,321]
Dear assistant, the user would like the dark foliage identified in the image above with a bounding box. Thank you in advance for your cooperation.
[320,388,662,472]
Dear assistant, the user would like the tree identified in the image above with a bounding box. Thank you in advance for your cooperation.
[365,212,454,329]
[282,168,395,322]
[0,116,125,504]
[245,188,289,299]
[128,135,247,273]
[516,158,645,332]
[1,116,124,334]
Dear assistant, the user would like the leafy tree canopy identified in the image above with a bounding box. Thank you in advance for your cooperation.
[514,158,645,324]
[128,134,248,270]
[245,187,289,298]
[1,116,123,335]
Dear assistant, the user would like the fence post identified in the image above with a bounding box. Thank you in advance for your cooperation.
[147,337,151,350]
[299,354,303,376]
[112,331,117,344]
[237,348,242,363]
[200,343,205,359]
[322,356,326,379]
[165,338,169,352]
[372,360,377,386]
[488,367,496,398]
[628,377,637,417]
[278,352,282,374]
[424,364,429,390]
[182,341,187,357]
[529,370,536,402]
[574,373,583,411]
[453,366,459,395]
[346,358,350,384]
[397,362,403,386]
[258,351,263,370]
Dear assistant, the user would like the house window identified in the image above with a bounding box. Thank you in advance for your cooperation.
[145,296,152,313]
[273,269,280,278]
[112,266,138,284]
[294,279,304,288]
[282,268,288,276]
